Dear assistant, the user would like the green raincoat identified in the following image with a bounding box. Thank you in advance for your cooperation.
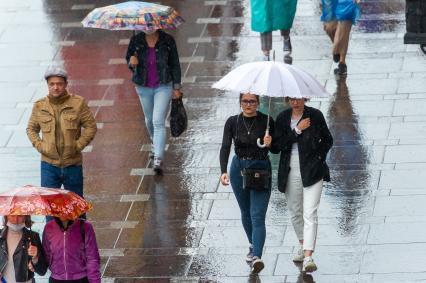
[251,0,298,33]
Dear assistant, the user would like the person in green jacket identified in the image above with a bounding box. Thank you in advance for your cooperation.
[251,0,298,61]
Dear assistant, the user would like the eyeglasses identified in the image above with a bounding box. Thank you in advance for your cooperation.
[288,98,304,103]
[241,99,258,106]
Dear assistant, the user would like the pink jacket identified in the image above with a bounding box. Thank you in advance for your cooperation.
[42,219,101,283]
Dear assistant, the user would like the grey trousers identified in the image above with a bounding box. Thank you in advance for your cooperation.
[260,30,290,51]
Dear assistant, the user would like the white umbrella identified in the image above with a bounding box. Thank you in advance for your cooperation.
[212,61,330,147]
[212,61,329,98]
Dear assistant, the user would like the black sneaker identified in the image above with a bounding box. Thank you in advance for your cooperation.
[251,257,265,274]
[333,53,340,63]
[284,54,293,64]
[334,63,347,76]
[283,37,292,55]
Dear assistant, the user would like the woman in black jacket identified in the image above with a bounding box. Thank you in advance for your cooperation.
[126,29,182,174]
[271,97,333,273]
[220,93,274,274]
[0,215,47,282]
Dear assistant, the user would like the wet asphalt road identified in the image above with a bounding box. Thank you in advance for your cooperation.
[1,0,426,282]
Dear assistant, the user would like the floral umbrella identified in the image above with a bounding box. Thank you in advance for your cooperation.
[81,1,184,31]
[0,185,92,220]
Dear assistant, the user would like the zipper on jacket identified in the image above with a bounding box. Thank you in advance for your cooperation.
[64,231,68,280]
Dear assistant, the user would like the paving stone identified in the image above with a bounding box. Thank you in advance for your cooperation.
[361,243,426,274]
[374,195,426,216]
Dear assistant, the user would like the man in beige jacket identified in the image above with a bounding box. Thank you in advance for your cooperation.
[27,67,97,200]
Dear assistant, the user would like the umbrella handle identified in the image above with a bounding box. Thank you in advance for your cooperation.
[256,138,267,148]
[256,129,270,148]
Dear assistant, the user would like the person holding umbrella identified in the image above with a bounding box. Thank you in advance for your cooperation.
[270,97,333,273]
[82,2,185,174]
[42,216,101,283]
[0,215,48,282]
[250,0,298,61]
[220,93,274,274]
[126,28,182,174]
[213,59,331,274]
[0,185,99,283]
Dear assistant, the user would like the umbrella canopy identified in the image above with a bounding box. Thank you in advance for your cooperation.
[81,1,184,31]
[212,61,329,98]
[0,185,92,220]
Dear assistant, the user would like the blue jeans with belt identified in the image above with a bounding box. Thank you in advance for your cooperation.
[229,156,272,258]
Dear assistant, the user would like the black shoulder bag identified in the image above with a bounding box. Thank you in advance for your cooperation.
[235,114,271,191]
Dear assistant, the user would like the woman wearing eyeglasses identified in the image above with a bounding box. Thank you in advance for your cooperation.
[271,97,333,273]
[220,93,274,274]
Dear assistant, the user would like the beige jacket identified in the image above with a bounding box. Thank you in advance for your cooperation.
[26,93,97,167]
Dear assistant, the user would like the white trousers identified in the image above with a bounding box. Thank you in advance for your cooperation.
[285,154,323,251]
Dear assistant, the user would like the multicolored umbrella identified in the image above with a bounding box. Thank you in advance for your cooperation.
[81,1,184,31]
[0,185,92,220]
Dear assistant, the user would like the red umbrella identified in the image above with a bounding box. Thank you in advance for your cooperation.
[0,185,92,220]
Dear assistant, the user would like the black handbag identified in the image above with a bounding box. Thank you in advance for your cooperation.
[170,97,188,137]
[241,167,271,191]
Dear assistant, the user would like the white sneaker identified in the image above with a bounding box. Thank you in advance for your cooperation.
[153,157,163,174]
[293,245,304,262]
[262,54,270,61]
[251,257,265,274]
[302,256,317,273]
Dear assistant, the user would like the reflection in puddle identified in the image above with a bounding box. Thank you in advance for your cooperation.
[326,77,371,235]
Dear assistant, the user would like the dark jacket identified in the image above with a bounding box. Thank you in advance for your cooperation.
[0,227,48,281]
[271,106,333,192]
[125,30,181,90]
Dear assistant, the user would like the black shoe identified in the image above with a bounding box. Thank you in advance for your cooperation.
[283,37,292,55]
[251,257,265,274]
[333,54,340,63]
[284,54,293,64]
[334,63,347,76]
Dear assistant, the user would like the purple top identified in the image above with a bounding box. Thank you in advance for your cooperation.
[145,47,160,88]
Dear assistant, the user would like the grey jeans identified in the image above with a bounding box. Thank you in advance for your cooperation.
[260,30,290,51]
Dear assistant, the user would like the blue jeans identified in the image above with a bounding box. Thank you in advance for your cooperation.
[41,161,84,221]
[41,161,84,196]
[135,83,172,159]
[230,156,272,258]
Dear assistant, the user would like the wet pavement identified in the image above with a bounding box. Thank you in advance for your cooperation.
[1,0,426,282]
